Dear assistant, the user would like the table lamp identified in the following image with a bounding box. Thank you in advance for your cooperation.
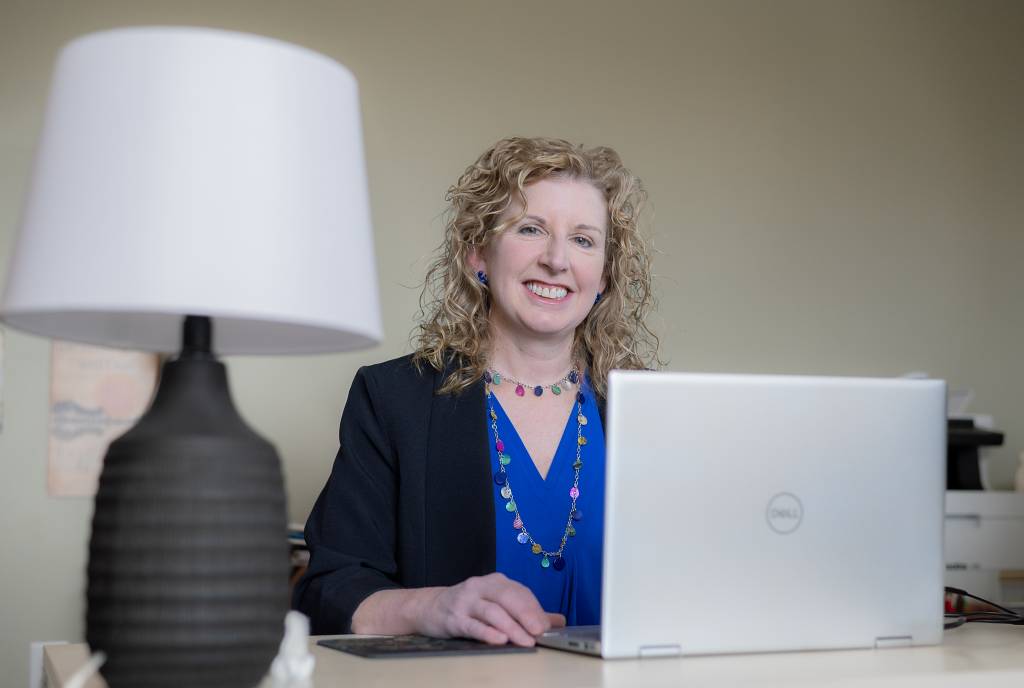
[0,27,381,688]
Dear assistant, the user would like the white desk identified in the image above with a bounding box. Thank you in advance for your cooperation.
[45,625,1024,688]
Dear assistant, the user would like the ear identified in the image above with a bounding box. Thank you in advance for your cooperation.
[469,245,486,274]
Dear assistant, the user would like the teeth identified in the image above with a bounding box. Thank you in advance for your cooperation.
[527,282,568,299]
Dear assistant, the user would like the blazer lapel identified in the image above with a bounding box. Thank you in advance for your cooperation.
[423,363,496,584]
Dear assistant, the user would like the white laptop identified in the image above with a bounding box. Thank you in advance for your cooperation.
[537,371,946,658]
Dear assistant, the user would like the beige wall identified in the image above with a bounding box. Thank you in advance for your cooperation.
[2,0,1022,684]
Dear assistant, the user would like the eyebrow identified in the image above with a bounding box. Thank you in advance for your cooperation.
[523,214,605,234]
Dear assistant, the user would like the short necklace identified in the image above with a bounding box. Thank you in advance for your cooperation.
[486,379,587,571]
[484,366,579,398]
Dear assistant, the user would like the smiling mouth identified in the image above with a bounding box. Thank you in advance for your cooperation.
[525,281,570,300]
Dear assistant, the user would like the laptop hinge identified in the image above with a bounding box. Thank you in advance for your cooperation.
[874,635,913,649]
[639,644,682,658]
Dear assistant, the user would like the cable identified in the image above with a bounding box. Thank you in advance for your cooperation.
[944,586,1024,629]
[943,614,966,630]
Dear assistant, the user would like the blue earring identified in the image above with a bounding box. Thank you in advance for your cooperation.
[594,292,603,304]
[477,271,489,286]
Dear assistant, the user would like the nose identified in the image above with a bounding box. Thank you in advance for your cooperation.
[540,234,569,273]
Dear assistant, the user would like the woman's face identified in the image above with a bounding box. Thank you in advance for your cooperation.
[471,177,608,346]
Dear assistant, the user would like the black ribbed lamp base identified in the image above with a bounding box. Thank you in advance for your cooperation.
[86,317,288,688]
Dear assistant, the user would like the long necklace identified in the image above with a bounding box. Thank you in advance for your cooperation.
[486,379,587,571]
[485,366,579,398]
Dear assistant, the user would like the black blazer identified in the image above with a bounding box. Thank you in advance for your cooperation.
[292,354,604,634]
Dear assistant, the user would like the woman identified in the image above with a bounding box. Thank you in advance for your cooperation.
[294,136,659,646]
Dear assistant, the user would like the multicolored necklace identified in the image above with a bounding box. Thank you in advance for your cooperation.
[486,376,587,571]
[484,367,579,398]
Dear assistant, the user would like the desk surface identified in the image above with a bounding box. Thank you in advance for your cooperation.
[46,625,1024,688]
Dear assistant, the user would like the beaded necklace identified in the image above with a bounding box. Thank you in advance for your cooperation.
[486,375,587,571]
[485,367,579,398]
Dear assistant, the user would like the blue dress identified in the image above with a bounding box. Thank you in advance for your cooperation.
[487,378,605,626]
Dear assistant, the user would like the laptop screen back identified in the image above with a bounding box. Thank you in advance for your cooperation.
[600,371,945,658]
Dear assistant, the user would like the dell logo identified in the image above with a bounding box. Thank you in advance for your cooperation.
[766,493,803,534]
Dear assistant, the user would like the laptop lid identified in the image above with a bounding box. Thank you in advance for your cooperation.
[599,371,946,658]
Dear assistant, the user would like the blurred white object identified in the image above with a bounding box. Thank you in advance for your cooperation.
[1016,452,1024,493]
[270,611,315,686]
[65,652,105,688]
[29,641,66,688]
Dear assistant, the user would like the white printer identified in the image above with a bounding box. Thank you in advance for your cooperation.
[945,490,1024,609]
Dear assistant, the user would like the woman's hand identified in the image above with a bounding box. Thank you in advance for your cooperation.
[417,573,566,646]
[351,573,566,646]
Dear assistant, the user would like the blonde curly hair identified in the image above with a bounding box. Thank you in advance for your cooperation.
[413,136,660,399]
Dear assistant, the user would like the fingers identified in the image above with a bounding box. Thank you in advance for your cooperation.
[424,574,560,646]
[547,612,567,629]
[479,574,552,638]
[460,616,510,646]
[472,598,536,646]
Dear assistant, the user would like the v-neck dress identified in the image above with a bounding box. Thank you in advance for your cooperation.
[487,378,605,626]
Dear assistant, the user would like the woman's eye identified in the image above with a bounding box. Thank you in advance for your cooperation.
[518,224,541,235]
[574,236,594,248]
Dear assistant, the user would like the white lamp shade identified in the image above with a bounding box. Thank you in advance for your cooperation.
[1,27,382,354]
